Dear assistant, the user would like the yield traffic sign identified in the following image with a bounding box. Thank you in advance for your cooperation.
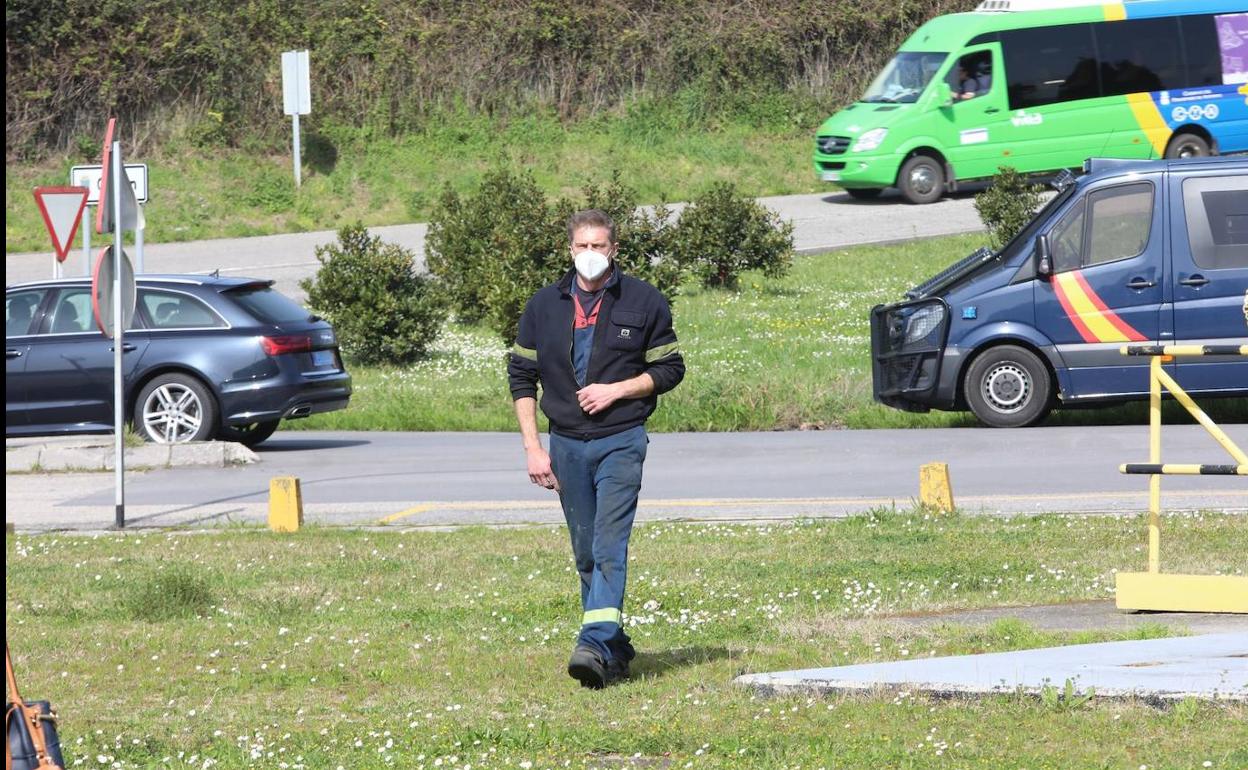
[32,186,89,262]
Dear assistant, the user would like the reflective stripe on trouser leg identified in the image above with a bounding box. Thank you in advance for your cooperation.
[582,608,622,625]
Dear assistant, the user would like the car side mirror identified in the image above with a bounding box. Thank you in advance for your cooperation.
[934,82,954,108]
[1035,234,1053,277]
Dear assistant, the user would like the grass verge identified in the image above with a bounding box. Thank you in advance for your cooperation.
[5,106,818,254]
[6,510,1247,768]
[299,233,1248,432]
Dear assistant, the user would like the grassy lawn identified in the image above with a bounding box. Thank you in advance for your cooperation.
[299,233,1248,433]
[6,510,1246,768]
[5,109,818,254]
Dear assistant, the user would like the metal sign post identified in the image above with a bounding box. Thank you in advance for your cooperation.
[83,205,92,276]
[93,118,144,529]
[281,50,312,188]
[111,143,126,527]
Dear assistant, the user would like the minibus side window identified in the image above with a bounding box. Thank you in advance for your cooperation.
[947,51,994,102]
[1180,15,1220,87]
[1095,18,1182,95]
[1002,23,1097,109]
[1086,183,1153,265]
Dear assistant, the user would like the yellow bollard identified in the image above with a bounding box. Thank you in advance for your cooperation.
[268,476,303,532]
[919,462,954,513]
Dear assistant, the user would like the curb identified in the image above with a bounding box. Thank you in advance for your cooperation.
[5,439,258,473]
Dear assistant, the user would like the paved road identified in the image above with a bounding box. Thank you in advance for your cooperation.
[7,425,1245,532]
[6,190,995,300]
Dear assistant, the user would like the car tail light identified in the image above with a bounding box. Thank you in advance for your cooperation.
[261,335,313,356]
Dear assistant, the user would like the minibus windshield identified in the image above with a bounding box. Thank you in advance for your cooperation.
[861,52,947,103]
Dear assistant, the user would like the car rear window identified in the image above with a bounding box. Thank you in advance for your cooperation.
[226,286,312,324]
[141,290,225,329]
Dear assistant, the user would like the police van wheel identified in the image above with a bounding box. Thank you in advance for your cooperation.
[1164,133,1210,159]
[898,156,945,204]
[964,345,1053,428]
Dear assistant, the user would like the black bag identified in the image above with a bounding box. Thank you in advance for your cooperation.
[6,645,64,770]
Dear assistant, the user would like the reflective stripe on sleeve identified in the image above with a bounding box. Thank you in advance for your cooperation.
[511,344,537,361]
[645,342,679,363]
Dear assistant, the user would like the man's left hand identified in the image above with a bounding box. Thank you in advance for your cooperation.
[577,382,621,415]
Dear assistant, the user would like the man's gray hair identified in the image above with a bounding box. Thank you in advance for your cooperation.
[567,209,616,244]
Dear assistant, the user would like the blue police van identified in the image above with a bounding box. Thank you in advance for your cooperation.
[871,156,1247,427]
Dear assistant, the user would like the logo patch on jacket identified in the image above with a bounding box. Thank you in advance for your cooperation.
[618,328,631,339]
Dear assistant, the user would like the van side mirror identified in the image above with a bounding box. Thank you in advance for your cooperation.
[1035,234,1053,277]
[934,82,954,108]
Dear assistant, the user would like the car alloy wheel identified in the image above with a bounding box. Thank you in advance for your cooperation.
[134,373,218,444]
[143,383,205,443]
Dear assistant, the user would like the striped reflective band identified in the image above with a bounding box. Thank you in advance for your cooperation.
[511,344,537,361]
[645,342,680,363]
[1053,271,1146,344]
[582,608,622,626]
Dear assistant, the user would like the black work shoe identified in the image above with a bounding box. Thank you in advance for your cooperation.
[607,656,630,682]
[567,645,608,689]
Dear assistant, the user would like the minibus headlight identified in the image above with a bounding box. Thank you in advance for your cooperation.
[904,303,945,346]
[852,128,888,152]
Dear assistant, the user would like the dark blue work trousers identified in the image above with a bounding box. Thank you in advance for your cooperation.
[549,424,647,663]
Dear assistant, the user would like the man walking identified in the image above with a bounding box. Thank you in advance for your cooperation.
[508,209,685,689]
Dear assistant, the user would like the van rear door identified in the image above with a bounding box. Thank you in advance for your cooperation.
[1169,173,1248,392]
[1034,179,1163,397]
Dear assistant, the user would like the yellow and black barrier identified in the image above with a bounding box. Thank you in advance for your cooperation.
[1122,463,1246,476]
[1114,344,1247,614]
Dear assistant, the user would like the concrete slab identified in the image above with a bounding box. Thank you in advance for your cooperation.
[736,633,1248,702]
[6,437,256,473]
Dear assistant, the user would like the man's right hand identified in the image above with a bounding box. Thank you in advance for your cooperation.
[526,447,560,491]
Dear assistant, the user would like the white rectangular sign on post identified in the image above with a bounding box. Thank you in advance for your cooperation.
[282,50,311,116]
[70,164,149,204]
[281,49,311,188]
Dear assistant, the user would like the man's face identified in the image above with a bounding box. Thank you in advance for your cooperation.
[570,225,616,259]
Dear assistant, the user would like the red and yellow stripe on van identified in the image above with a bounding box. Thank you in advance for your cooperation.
[1053,270,1147,343]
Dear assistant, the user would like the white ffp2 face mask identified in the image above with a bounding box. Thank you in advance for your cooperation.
[574,250,610,282]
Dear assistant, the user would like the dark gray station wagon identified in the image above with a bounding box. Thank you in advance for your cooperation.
[6,274,351,446]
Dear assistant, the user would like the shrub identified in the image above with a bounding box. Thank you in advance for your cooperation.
[425,169,564,343]
[672,181,794,289]
[301,223,446,364]
[975,166,1046,249]
[427,169,690,344]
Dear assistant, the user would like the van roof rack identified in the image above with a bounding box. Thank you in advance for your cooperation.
[906,246,996,300]
[1082,157,1158,175]
[1049,168,1077,192]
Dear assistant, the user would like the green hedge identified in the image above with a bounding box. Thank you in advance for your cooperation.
[5,0,975,159]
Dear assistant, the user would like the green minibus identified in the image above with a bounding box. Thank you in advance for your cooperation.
[813,0,1247,203]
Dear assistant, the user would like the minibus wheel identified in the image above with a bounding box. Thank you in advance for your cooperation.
[898,155,944,204]
[1164,132,1210,159]
[964,345,1053,428]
